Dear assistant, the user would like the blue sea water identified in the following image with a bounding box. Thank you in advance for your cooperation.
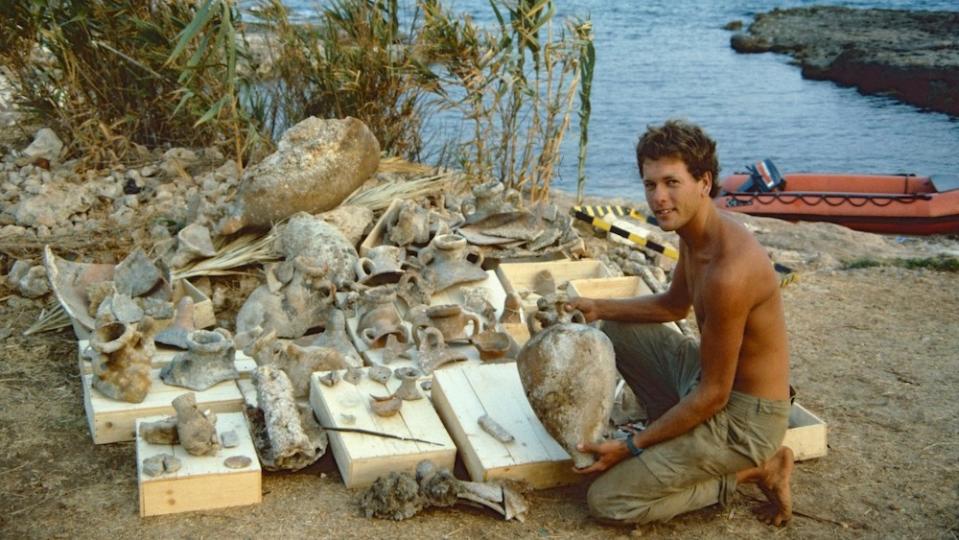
[272,0,959,200]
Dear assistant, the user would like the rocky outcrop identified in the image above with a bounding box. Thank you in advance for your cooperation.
[730,7,959,116]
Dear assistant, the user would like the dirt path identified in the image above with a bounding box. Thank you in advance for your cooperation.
[2,240,957,538]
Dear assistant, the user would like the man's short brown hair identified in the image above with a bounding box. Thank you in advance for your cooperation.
[636,119,720,197]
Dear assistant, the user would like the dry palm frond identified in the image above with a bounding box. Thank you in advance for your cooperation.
[23,303,71,336]
[172,229,280,281]
[376,156,435,176]
[343,172,454,211]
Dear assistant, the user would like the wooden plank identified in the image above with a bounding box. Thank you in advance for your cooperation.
[497,260,611,313]
[84,371,244,444]
[432,363,582,488]
[783,401,828,462]
[136,412,261,516]
[78,340,256,377]
[309,368,456,488]
[358,199,403,257]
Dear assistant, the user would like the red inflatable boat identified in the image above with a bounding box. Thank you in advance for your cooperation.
[715,161,959,235]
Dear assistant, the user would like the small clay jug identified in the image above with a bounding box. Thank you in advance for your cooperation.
[462,180,521,225]
[415,304,482,344]
[90,321,152,403]
[357,288,410,348]
[418,234,486,292]
[388,200,431,247]
[355,245,406,286]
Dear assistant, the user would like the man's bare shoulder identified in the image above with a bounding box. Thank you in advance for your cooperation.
[709,215,778,294]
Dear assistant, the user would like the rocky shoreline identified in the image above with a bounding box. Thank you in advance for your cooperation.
[729,6,959,117]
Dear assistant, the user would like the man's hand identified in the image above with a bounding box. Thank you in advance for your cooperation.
[573,439,631,474]
[566,297,601,323]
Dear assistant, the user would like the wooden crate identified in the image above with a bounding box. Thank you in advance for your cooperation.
[567,276,681,334]
[431,363,581,489]
[309,368,457,488]
[77,341,256,377]
[136,412,261,517]
[783,401,828,461]
[496,260,612,313]
[83,371,244,444]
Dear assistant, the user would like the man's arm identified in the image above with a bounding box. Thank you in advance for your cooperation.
[569,250,692,323]
[576,266,750,473]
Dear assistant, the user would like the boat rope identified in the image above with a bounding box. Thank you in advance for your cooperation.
[723,191,931,208]
[571,208,798,288]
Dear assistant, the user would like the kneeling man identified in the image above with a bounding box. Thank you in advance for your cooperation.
[568,120,794,527]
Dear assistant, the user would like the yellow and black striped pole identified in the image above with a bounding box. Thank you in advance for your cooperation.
[571,206,798,288]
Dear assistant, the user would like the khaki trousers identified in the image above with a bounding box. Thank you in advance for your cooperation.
[587,321,790,524]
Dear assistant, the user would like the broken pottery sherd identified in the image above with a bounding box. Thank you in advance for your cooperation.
[139,417,179,445]
[163,454,182,474]
[478,414,514,443]
[355,245,406,286]
[90,321,152,403]
[370,394,403,417]
[344,365,364,385]
[217,117,380,235]
[368,365,392,385]
[357,288,411,348]
[160,329,239,391]
[415,327,468,374]
[224,456,252,469]
[235,255,336,339]
[154,296,196,349]
[220,429,240,448]
[294,309,362,368]
[418,234,487,292]
[44,246,115,332]
[172,392,220,456]
[516,322,616,469]
[141,455,166,477]
[279,343,348,398]
[499,293,523,325]
[114,248,163,297]
[470,330,512,361]
[319,370,341,387]
[170,222,217,269]
[415,304,482,344]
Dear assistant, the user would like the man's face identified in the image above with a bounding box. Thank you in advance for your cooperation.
[641,156,711,232]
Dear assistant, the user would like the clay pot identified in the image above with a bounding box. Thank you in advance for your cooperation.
[470,330,512,360]
[418,234,487,292]
[295,309,362,367]
[393,367,423,400]
[416,327,468,374]
[172,392,220,456]
[160,329,239,391]
[357,288,411,348]
[355,245,406,286]
[415,304,482,344]
[90,321,152,403]
[462,180,522,225]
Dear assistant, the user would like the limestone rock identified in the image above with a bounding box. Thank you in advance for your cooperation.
[22,128,63,162]
[318,205,374,247]
[217,117,380,234]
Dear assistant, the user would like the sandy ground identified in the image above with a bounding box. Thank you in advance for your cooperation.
[1,206,958,539]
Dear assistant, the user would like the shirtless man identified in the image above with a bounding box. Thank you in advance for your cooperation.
[567,120,794,526]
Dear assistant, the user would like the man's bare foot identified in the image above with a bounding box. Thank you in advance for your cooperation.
[754,446,794,527]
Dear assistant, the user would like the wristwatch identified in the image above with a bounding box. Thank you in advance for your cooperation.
[624,435,644,457]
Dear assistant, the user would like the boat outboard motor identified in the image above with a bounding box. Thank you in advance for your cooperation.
[739,159,785,193]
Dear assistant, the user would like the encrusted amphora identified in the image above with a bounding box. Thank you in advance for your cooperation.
[357,288,411,348]
[235,256,336,339]
[461,180,522,225]
[516,302,616,469]
[90,320,153,403]
[418,234,486,292]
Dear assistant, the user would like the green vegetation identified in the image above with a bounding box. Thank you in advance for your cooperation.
[0,0,595,199]
[842,255,959,272]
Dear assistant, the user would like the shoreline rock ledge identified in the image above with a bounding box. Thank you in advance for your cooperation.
[730,7,959,117]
